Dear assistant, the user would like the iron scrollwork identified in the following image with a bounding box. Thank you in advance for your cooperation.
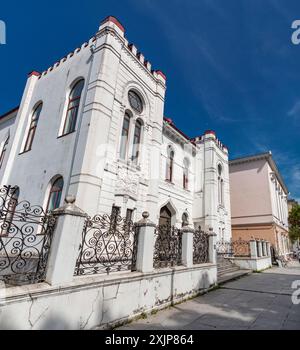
[193,227,209,264]
[0,186,56,286]
[75,213,137,276]
[216,238,250,258]
[153,225,183,269]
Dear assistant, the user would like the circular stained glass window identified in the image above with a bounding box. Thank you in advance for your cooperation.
[128,90,143,114]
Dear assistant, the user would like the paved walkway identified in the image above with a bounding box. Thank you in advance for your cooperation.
[119,262,300,330]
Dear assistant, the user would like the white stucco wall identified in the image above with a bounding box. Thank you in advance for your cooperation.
[0,265,217,330]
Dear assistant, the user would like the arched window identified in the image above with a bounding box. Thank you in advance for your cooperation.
[120,113,131,160]
[183,158,189,190]
[46,177,64,212]
[62,79,85,136]
[132,119,142,164]
[218,164,224,205]
[0,136,9,169]
[23,103,42,152]
[166,147,174,182]
[182,213,189,227]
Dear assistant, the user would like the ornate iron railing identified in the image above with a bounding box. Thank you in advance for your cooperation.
[153,225,182,269]
[0,186,56,286]
[75,214,137,276]
[193,227,210,264]
[216,238,250,258]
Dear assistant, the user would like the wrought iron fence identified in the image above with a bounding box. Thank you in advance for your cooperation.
[193,227,210,264]
[216,238,250,258]
[153,225,182,269]
[75,213,138,276]
[0,186,56,286]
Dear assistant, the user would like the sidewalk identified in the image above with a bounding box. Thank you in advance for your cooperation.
[118,262,300,330]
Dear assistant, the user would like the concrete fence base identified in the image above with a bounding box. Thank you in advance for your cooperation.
[230,256,272,272]
[0,264,217,330]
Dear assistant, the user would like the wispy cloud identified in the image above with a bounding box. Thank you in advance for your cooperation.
[288,99,300,121]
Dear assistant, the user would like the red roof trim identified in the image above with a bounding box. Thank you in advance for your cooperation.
[164,117,192,143]
[101,16,125,33]
[28,71,41,78]
[156,70,167,81]
[205,130,216,136]
[0,106,19,120]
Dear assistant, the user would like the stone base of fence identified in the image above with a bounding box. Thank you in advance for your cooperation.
[230,256,272,272]
[0,264,217,330]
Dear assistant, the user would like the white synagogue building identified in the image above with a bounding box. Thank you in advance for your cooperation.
[0,16,231,239]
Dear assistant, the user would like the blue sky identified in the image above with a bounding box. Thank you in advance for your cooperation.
[1,0,300,200]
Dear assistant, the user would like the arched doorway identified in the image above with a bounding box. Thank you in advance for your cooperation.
[159,206,172,227]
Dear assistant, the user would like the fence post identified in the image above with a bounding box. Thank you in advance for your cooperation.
[262,241,267,256]
[250,240,258,258]
[45,196,87,286]
[257,240,263,258]
[135,212,156,273]
[208,228,217,264]
[181,226,194,268]
[266,242,271,257]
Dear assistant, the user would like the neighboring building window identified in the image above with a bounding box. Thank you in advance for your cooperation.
[128,90,143,114]
[46,177,64,212]
[183,158,189,190]
[218,164,224,205]
[111,205,121,231]
[166,147,174,182]
[1,186,19,236]
[0,136,9,169]
[62,79,85,136]
[23,103,42,153]
[120,113,131,160]
[132,119,142,164]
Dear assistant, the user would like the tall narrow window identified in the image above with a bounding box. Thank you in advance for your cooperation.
[183,159,189,190]
[166,147,174,182]
[23,103,42,153]
[46,177,64,212]
[62,79,85,136]
[0,136,9,169]
[120,113,131,160]
[218,164,224,206]
[132,120,142,164]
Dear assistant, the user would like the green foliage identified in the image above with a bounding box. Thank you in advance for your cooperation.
[288,204,300,243]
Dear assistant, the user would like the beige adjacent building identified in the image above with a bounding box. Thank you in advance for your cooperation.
[229,152,290,256]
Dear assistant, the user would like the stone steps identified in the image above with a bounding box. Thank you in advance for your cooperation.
[218,269,252,285]
[217,255,245,281]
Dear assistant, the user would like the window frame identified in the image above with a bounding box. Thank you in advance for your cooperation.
[22,103,43,153]
[45,177,64,213]
[131,119,143,165]
[0,136,9,169]
[61,79,85,137]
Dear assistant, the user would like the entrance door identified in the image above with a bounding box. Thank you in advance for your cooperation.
[159,206,172,227]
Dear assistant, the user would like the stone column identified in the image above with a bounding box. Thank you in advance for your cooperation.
[266,242,271,257]
[262,241,267,257]
[181,226,195,268]
[250,240,258,259]
[257,240,263,258]
[46,196,87,286]
[135,212,156,273]
[208,228,217,265]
